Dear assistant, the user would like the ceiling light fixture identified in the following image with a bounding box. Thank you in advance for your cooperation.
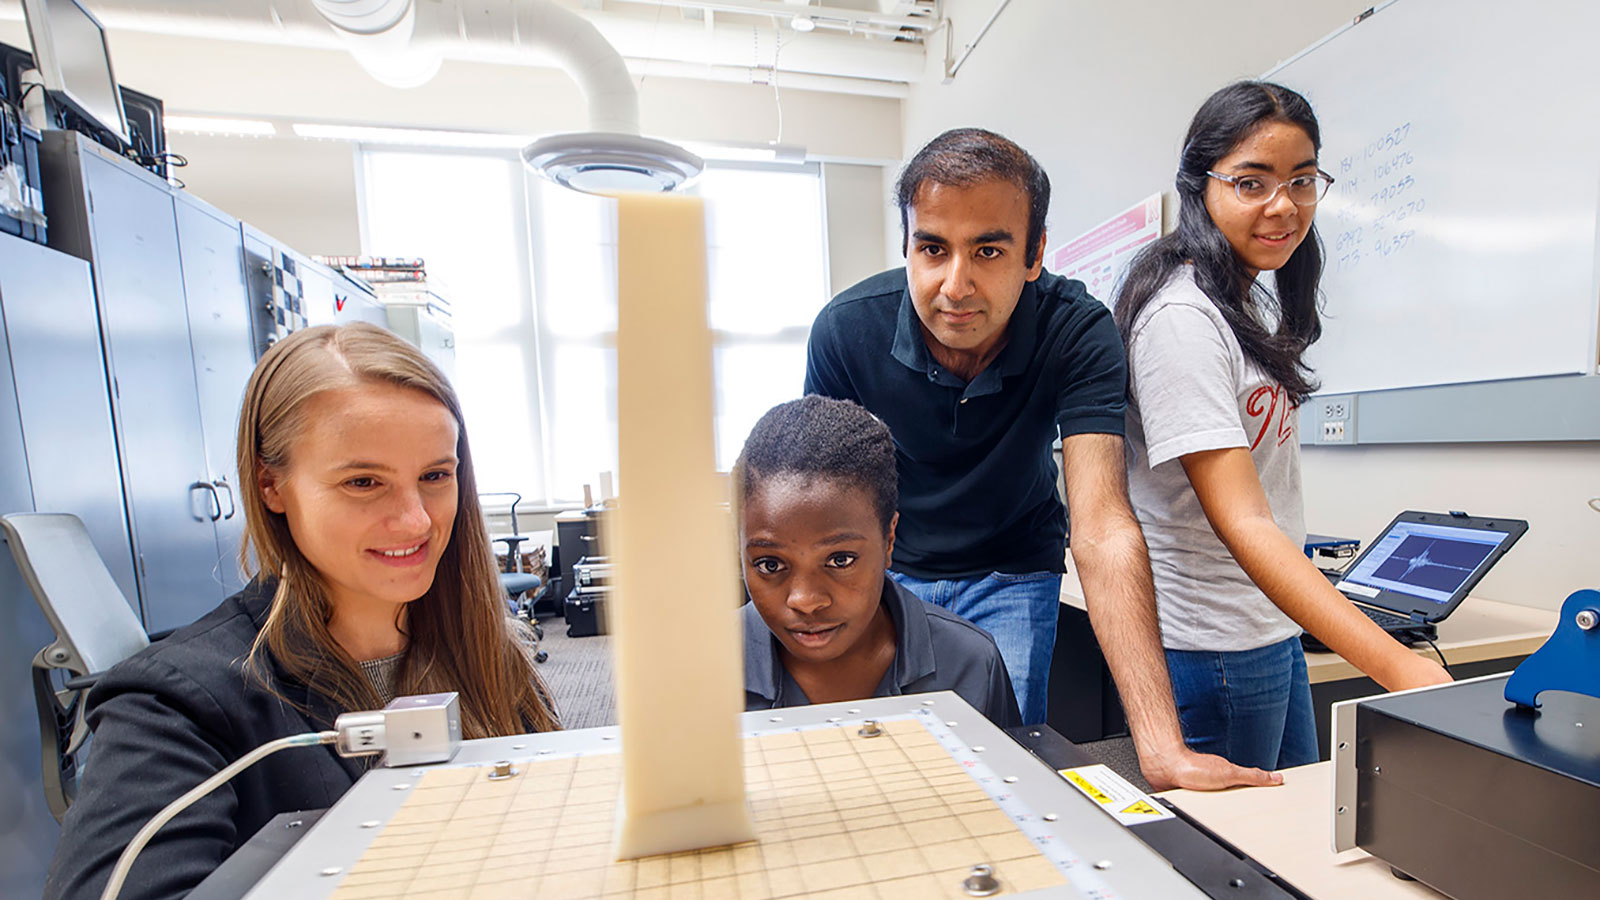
[165,115,278,137]
[291,123,534,149]
[521,133,704,193]
[677,140,807,165]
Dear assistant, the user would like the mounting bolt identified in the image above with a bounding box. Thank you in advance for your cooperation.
[962,864,1000,897]
[1576,609,1598,631]
[858,719,883,738]
[487,760,518,781]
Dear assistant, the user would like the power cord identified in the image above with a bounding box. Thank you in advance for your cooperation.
[98,695,458,900]
[1420,634,1452,676]
[98,731,340,900]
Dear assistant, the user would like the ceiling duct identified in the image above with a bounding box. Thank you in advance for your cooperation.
[312,0,702,192]
[311,0,441,89]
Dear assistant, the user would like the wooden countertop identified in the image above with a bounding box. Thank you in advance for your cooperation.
[1058,567,1556,684]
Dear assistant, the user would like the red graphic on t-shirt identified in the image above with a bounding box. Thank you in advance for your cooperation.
[1246,385,1298,450]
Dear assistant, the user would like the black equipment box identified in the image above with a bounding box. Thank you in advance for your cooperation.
[564,587,609,638]
[1352,676,1600,898]
[0,106,45,243]
[565,555,610,636]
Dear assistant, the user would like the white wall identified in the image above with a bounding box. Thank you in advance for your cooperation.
[822,162,889,294]
[899,1,1599,611]
[902,1,1372,249]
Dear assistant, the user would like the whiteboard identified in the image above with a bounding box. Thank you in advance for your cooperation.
[1267,0,1600,394]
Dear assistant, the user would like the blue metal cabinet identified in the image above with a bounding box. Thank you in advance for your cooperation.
[174,194,255,595]
[40,132,230,631]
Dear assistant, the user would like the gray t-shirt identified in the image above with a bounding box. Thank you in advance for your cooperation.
[1124,267,1304,652]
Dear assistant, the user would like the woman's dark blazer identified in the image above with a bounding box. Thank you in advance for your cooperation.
[44,580,366,900]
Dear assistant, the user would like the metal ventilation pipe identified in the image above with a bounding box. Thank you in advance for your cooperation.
[313,0,699,191]
[311,0,441,89]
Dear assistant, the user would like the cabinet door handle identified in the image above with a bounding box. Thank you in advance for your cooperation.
[213,477,237,520]
[192,481,222,522]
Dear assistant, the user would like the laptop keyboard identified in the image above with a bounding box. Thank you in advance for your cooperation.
[1361,605,1412,628]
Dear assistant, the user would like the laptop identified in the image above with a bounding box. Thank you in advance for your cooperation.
[1301,510,1528,650]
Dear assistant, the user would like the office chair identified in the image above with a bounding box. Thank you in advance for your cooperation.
[479,492,547,663]
[0,513,151,823]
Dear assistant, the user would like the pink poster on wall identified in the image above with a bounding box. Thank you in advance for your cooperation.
[1048,193,1163,307]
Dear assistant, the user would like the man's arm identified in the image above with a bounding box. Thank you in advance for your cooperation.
[1061,432,1281,791]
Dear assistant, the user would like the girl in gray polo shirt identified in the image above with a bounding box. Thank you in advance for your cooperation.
[1113,82,1449,771]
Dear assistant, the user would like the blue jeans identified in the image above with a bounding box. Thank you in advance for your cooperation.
[1164,636,1318,770]
[888,570,1061,725]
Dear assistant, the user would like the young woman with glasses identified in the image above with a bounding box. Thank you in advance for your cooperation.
[1113,81,1450,772]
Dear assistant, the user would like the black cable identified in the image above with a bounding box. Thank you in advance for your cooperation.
[1420,635,1452,676]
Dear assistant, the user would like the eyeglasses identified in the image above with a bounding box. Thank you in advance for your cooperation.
[1205,170,1335,206]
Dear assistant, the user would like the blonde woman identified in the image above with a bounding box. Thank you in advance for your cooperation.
[46,323,558,900]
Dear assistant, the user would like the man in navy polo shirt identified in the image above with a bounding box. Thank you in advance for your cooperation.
[805,128,1276,791]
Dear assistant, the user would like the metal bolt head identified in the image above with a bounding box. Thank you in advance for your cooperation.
[487,760,518,780]
[962,864,1001,897]
[1576,609,1598,631]
[858,719,884,738]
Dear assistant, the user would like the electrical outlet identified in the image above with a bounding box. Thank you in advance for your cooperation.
[1310,393,1357,445]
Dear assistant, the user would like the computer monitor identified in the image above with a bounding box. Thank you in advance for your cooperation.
[21,0,129,146]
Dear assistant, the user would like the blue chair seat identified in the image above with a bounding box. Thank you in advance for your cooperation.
[500,572,542,597]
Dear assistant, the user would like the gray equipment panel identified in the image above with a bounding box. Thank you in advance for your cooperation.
[0,234,136,601]
[241,227,277,359]
[247,693,1208,899]
[174,195,255,595]
[41,133,229,630]
[0,242,67,899]
[331,273,385,328]
[78,148,224,630]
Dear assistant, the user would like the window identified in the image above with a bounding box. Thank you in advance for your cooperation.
[359,149,545,503]
[360,150,830,507]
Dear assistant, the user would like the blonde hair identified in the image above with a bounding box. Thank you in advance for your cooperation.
[237,323,558,737]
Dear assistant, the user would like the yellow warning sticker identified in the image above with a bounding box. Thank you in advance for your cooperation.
[1061,769,1111,805]
[1056,763,1176,826]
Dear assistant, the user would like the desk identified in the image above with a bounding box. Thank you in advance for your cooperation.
[1048,566,1558,746]
[1158,762,1443,899]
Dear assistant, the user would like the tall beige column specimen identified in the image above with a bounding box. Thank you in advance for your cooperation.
[608,192,757,860]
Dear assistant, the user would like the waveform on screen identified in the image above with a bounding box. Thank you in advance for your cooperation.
[1394,541,1475,580]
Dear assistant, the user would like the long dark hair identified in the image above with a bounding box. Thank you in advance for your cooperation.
[1115,81,1324,402]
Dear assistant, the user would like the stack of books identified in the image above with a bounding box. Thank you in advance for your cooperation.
[314,255,451,320]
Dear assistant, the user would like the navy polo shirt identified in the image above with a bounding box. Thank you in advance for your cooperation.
[742,578,1022,727]
[804,268,1126,579]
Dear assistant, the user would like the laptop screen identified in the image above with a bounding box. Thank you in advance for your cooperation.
[1338,520,1512,606]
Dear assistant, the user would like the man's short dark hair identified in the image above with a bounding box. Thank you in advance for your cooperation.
[734,395,898,534]
[895,128,1051,268]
